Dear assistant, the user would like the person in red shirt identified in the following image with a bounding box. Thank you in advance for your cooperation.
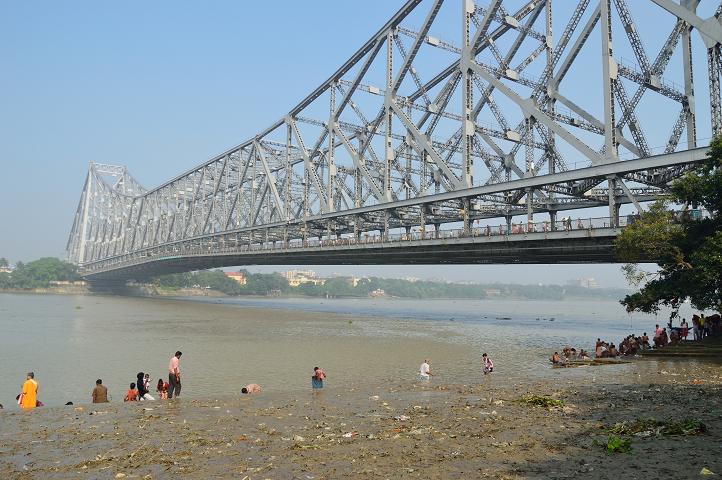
[156,379,169,399]
[124,383,138,402]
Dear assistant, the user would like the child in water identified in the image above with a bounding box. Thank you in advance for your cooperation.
[124,383,138,402]
[482,353,494,374]
[156,379,168,399]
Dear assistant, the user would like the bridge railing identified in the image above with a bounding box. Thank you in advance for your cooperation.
[82,214,630,273]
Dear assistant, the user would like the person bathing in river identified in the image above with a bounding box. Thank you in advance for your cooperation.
[551,352,563,365]
[419,359,432,380]
[124,383,138,402]
[482,353,494,374]
[92,379,109,403]
[156,379,168,400]
[168,351,182,399]
[136,372,154,400]
[242,384,262,394]
[143,373,152,397]
[312,367,326,389]
[19,372,38,410]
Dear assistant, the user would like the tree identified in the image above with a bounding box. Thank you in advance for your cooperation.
[616,137,722,316]
[0,257,9,268]
[5,257,80,289]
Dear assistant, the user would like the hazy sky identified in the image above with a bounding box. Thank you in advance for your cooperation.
[3,1,696,287]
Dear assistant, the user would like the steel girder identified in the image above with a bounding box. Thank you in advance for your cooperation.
[67,0,722,274]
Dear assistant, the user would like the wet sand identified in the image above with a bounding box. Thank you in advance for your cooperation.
[1,361,720,479]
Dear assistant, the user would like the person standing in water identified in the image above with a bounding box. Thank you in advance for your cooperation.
[419,359,432,380]
[19,372,38,409]
[168,351,182,398]
[136,372,155,400]
[312,367,326,389]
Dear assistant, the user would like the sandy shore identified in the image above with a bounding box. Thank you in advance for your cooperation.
[1,360,721,480]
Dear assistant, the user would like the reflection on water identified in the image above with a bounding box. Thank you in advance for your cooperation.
[0,293,715,407]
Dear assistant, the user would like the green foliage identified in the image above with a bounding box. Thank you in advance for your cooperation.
[606,419,706,437]
[153,269,290,296]
[0,257,8,268]
[152,268,628,300]
[0,272,11,289]
[0,257,80,289]
[520,394,564,408]
[605,435,632,454]
[238,271,290,295]
[616,136,722,315]
[153,270,244,295]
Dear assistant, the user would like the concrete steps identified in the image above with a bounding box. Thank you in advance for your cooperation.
[638,338,722,357]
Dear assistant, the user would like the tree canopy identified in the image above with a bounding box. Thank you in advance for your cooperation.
[0,257,80,289]
[616,137,722,316]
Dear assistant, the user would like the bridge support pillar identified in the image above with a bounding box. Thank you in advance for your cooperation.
[383,211,389,241]
[549,211,557,231]
[434,223,440,239]
[526,188,533,222]
[607,175,618,228]
[462,198,471,236]
[420,205,426,238]
[505,215,512,235]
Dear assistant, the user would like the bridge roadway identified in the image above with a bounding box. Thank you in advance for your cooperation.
[81,216,633,282]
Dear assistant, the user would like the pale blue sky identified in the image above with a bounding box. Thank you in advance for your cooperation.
[2,1,705,286]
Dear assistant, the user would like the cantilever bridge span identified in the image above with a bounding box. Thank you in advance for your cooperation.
[67,0,722,282]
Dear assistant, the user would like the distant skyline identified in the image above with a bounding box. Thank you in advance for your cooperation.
[238,264,640,288]
[1,1,672,287]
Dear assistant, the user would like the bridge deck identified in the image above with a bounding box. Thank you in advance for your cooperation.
[82,226,627,281]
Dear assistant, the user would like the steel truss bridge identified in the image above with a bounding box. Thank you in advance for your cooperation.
[68,0,722,282]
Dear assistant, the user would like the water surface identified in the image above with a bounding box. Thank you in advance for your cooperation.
[0,293,709,407]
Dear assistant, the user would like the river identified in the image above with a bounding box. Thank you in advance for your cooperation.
[0,292,703,407]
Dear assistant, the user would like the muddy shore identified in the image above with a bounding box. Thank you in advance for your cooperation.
[1,361,720,480]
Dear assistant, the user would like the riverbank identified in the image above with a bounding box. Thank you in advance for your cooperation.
[1,361,720,479]
[0,286,630,302]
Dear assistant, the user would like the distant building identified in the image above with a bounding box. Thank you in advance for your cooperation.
[49,280,87,286]
[284,269,325,287]
[405,276,419,283]
[0,266,11,274]
[369,288,386,297]
[484,288,502,297]
[225,272,247,285]
[346,276,368,287]
[569,277,600,289]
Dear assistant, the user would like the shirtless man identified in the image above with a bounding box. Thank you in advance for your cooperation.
[241,384,262,394]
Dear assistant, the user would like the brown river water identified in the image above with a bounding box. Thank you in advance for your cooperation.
[0,292,713,407]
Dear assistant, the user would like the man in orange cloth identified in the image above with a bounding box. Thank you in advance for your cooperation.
[20,372,38,409]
